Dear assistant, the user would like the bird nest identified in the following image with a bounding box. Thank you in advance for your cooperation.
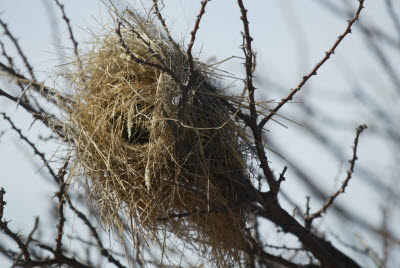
[65,11,255,266]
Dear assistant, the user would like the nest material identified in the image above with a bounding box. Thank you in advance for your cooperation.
[67,12,253,266]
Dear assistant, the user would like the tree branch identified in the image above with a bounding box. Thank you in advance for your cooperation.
[259,0,365,129]
[0,18,36,81]
[305,124,367,229]
[186,0,209,86]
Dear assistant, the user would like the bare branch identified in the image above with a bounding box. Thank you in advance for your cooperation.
[1,113,60,184]
[152,0,180,50]
[237,0,277,194]
[305,124,367,229]
[259,0,365,129]
[0,18,36,80]
[0,188,32,263]
[0,61,67,106]
[54,0,83,71]
[237,0,256,113]
[66,199,126,268]
[0,40,25,93]
[0,187,5,221]
[54,158,70,253]
[186,0,209,86]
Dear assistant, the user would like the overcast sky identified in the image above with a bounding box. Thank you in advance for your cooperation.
[1,0,399,267]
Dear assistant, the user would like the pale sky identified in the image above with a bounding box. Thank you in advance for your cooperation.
[1,0,399,267]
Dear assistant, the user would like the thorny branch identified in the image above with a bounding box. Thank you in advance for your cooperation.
[237,0,277,193]
[0,40,26,95]
[0,188,6,223]
[66,199,126,268]
[0,18,36,81]
[0,171,126,267]
[305,124,367,229]
[0,61,67,107]
[152,0,180,50]
[54,158,70,254]
[259,0,365,129]
[233,0,366,267]
[186,0,209,86]
[245,237,320,268]
[54,0,82,71]
[1,113,60,184]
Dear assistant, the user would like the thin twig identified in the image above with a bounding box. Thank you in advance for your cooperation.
[245,235,318,268]
[186,0,209,86]
[316,1,400,49]
[0,188,5,221]
[276,166,288,191]
[66,199,126,268]
[259,0,365,129]
[0,61,67,106]
[237,0,276,193]
[54,158,70,253]
[0,18,36,80]
[0,88,65,139]
[0,189,32,263]
[0,113,59,184]
[54,0,83,71]
[0,40,25,94]
[305,124,367,228]
[152,0,180,50]
[25,217,40,247]
[12,217,40,266]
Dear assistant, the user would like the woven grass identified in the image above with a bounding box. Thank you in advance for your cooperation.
[65,10,255,266]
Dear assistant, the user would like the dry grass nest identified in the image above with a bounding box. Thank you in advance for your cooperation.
[65,11,257,266]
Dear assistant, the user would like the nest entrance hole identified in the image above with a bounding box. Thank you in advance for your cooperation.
[111,103,153,144]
